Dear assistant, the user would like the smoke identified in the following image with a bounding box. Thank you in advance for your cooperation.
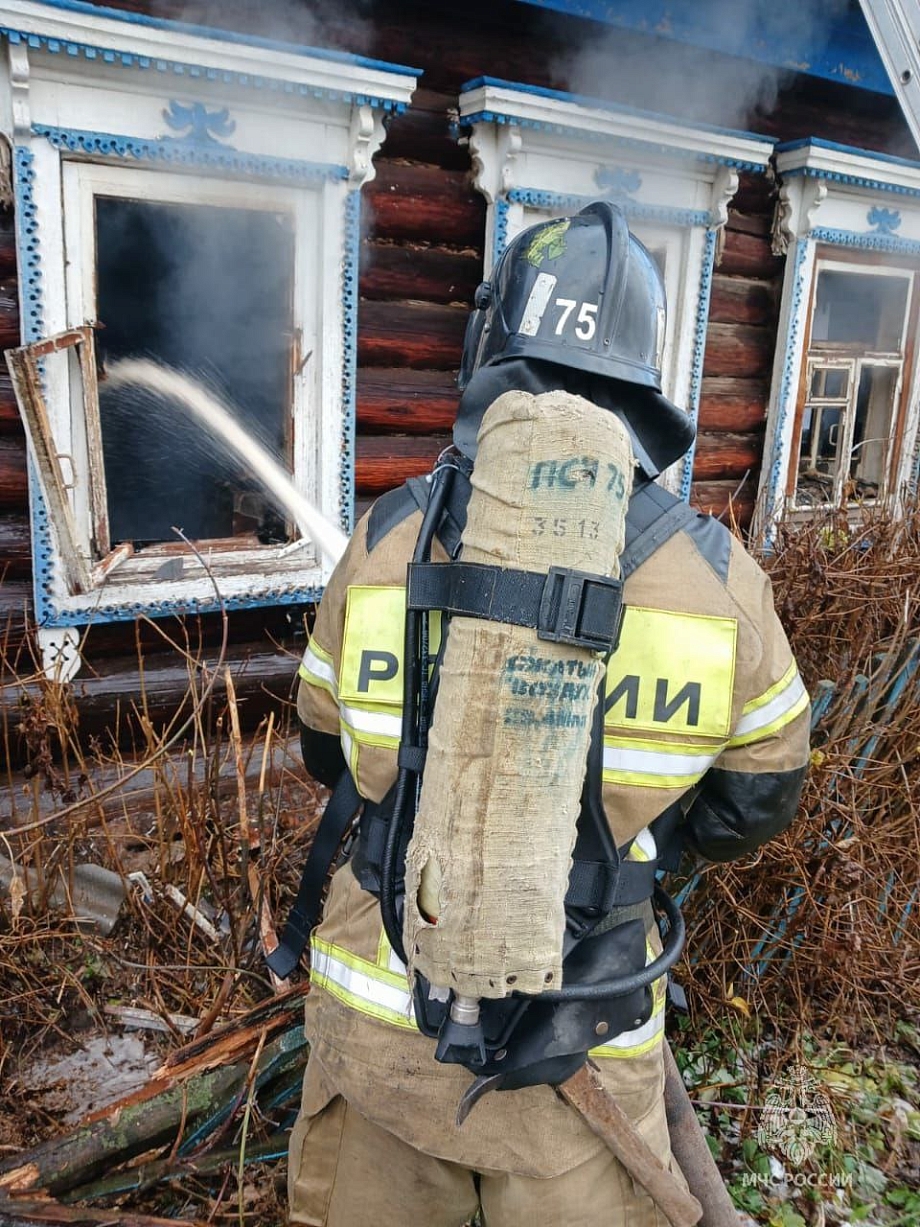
[557,0,851,132]
[161,0,375,56]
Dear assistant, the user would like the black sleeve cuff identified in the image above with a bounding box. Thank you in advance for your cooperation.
[299,720,347,789]
[685,765,807,863]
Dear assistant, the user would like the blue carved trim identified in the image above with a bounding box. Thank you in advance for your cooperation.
[679,227,717,504]
[810,226,920,256]
[14,147,44,345]
[781,165,920,198]
[19,0,420,76]
[867,206,902,234]
[340,189,360,535]
[596,166,642,197]
[492,198,511,268]
[14,145,57,625]
[506,186,711,229]
[39,584,327,629]
[1,24,413,111]
[162,100,236,145]
[762,238,810,535]
[33,123,347,184]
[463,110,769,172]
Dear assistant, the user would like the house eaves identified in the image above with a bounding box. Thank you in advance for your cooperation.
[512,0,894,96]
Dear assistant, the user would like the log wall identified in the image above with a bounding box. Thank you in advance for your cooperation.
[0,0,914,758]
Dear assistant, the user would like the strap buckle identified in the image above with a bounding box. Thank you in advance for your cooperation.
[538,567,625,653]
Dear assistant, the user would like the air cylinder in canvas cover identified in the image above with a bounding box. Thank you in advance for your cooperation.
[403,389,634,1000]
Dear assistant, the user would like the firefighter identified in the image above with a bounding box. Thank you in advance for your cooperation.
[285,202,810,1225]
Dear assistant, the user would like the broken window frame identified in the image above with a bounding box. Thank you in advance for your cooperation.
[1,3,416,625]
[759,138,920,538]
[788,255,918,514]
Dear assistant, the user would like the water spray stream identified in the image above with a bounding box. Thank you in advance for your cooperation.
[105,358,349,567]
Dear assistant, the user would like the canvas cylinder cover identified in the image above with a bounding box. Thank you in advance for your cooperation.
[403,389,635,1000]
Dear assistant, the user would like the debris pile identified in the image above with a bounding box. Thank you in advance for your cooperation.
[680,500,920,1033]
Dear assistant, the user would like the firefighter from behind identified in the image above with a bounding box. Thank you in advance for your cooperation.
[285,202,810,1225]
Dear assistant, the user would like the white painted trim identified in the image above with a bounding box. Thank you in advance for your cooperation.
[0,1,416,108]
[459,82,773,172]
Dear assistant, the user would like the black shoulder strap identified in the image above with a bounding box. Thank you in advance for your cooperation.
[265,770,362,978]
[620,482,698,579]
[270,476,699,976]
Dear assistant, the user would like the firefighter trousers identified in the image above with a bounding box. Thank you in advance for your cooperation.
[288,1060,680,1227]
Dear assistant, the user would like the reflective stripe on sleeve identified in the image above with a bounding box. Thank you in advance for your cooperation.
[339,701,402,747]
[603,737,721,789]
[298,639,338,698]
[728,662,809,748]
[310,936,417,1030]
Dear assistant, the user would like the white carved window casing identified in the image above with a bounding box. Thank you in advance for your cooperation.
[457,77,773,499]
[0,0,416,640]
[760,138,920,534]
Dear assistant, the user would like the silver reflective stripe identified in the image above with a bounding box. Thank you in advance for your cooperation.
[339,701,402,741]
[593,996,665,1054]
[627,825,657,862]
[603,744,719,778]
[311,943,415,1021]
[300,643,337,694]
[732,671,807,740]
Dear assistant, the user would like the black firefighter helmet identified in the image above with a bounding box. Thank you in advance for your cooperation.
[455,200,695,477]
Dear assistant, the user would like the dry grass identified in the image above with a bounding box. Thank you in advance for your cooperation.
[679,500,920,1039]
[0,614,325,1154]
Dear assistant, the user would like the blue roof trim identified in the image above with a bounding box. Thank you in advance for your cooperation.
[461,77,774,146]
[19,0,420,77]
[776,136,920,173]
[507,0,893,96]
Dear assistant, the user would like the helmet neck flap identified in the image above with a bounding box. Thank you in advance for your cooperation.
[454,357,696,479]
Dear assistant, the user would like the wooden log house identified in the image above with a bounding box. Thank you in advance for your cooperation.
[0,0,918,758]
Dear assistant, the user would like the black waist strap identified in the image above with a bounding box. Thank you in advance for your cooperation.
[266,770,362,979]
[408,560,625,654]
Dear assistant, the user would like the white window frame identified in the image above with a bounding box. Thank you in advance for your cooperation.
[0,0,416,635]
[458,78,773,498]
[758,138,920,537]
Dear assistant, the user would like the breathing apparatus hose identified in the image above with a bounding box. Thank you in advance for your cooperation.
[537,882,685,1003]
[380,459,458,967]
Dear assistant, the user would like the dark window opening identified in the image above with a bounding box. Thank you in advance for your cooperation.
[95,196,296,550]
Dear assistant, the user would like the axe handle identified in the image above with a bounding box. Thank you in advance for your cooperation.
[662,1044,742,1227]
[557,1062,703,1227]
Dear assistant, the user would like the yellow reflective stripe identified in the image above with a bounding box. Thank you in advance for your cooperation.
[310,937,418,1030]
[591,954,666,1059]
[339,709,401,751]
[729,665,809,748]
[626,826,657,862]
[298,638,337,698]
[603,736,721,789]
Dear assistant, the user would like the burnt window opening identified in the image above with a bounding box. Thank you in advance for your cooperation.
[793,264,915,512]
[94,197,296,551]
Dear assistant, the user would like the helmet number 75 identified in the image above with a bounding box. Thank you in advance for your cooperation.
[554,298,598,340]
